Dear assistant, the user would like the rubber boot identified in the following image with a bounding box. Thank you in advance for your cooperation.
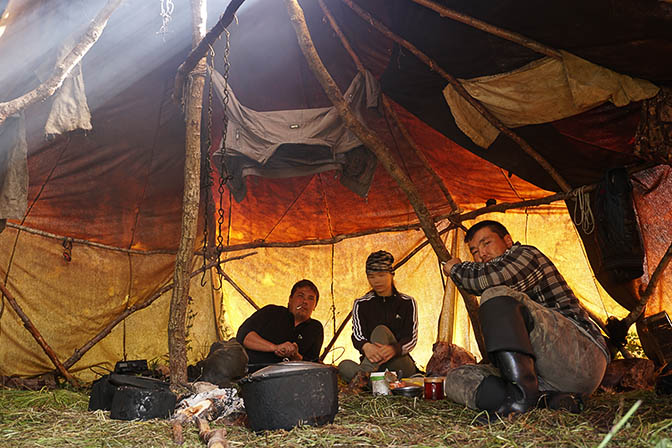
[538,391,584,413]
[493,351,540,415]
[478,295,540,416]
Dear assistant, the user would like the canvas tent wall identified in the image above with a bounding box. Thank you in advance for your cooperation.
[0,0,670,380]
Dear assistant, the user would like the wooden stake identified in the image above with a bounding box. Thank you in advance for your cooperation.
[64,252,254,369]
[168,0,209,388]
[339,0,572,193]
[284,0,487,358]
[0,282,79,387]
[0,0,123,124]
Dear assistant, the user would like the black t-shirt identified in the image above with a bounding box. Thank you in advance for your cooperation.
[235,305,324,367]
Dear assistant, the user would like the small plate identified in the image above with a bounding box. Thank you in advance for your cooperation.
[391,385,423,397]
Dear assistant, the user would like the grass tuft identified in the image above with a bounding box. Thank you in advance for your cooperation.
[1,386,670,447]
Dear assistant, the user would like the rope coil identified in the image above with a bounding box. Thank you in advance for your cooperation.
[572,185,595,235]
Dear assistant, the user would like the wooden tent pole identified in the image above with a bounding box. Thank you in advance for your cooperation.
[173,0,245,104]
[64,252,254,370]
[215,267,261,311]
[623,240,672,327]
[339,0,572,193]
[0,0,123,124]
[168,0,209,388]
[410,0,562,60]
[320,310,352,362]
[0,282,79,387]
[318,0,461,213]
[381,95,461,212]
[284,0,487,358]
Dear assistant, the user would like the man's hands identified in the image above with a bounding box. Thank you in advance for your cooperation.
[362,342,395,364]
[243,332,302,360]
[441,257,462,276]
[274,341,301,360]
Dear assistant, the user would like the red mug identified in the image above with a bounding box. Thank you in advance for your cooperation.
[424,377,444,400]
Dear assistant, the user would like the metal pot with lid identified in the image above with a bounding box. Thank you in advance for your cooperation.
[240,361,338,431]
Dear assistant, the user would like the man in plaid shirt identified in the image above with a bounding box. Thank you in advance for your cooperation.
[442,220,609,417]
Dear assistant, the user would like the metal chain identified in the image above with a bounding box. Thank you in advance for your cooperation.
[215,29,232,290]
[157,0,175,38]
[200,47,216,287]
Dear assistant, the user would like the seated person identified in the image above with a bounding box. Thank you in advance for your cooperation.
[338,250,418,384]
[236,279,324,372]
[442,220,609,416]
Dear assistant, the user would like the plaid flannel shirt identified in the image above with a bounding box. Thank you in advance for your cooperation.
[450,242,609,360]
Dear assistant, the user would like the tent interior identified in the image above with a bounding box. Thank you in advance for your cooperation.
[0,0,671,382]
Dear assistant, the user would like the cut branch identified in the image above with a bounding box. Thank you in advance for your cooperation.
[0,282,79,387]
[284,0,486,358]
[410,0,562,60]
[173,0,245,104]
[0,0,123,124]
[64,252,255,369]
[339,0,571,193]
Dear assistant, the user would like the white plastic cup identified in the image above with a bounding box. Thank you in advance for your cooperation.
[370,371,389,395]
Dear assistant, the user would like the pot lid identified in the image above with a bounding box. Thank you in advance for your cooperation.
[246,361,332,380]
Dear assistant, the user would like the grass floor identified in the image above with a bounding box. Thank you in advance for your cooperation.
[1,386,671,448]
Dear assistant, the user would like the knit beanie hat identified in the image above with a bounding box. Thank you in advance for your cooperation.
[365,250,394,274]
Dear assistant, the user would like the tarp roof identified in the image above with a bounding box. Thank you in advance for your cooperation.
[1,0,671,378]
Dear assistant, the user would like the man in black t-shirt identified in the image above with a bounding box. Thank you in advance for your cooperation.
[236,279,324,371]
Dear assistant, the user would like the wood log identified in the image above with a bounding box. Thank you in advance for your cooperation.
[196,418,228,448]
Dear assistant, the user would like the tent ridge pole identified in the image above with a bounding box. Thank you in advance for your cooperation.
[284,0,487,358]
[339,0,572,193]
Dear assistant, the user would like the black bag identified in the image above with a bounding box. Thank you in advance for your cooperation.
[88,373,176,420]
[594,167,645,282]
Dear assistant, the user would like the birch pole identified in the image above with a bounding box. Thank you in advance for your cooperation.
[168,0,208,388]
[283,0,487,357]
[0,0,123,124]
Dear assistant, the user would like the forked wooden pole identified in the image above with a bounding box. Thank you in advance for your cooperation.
[284,0,487,357]
[173,0,245,104]
[0,282,79,386]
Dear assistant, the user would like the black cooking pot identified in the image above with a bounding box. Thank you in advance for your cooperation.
[240,361,338,431]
